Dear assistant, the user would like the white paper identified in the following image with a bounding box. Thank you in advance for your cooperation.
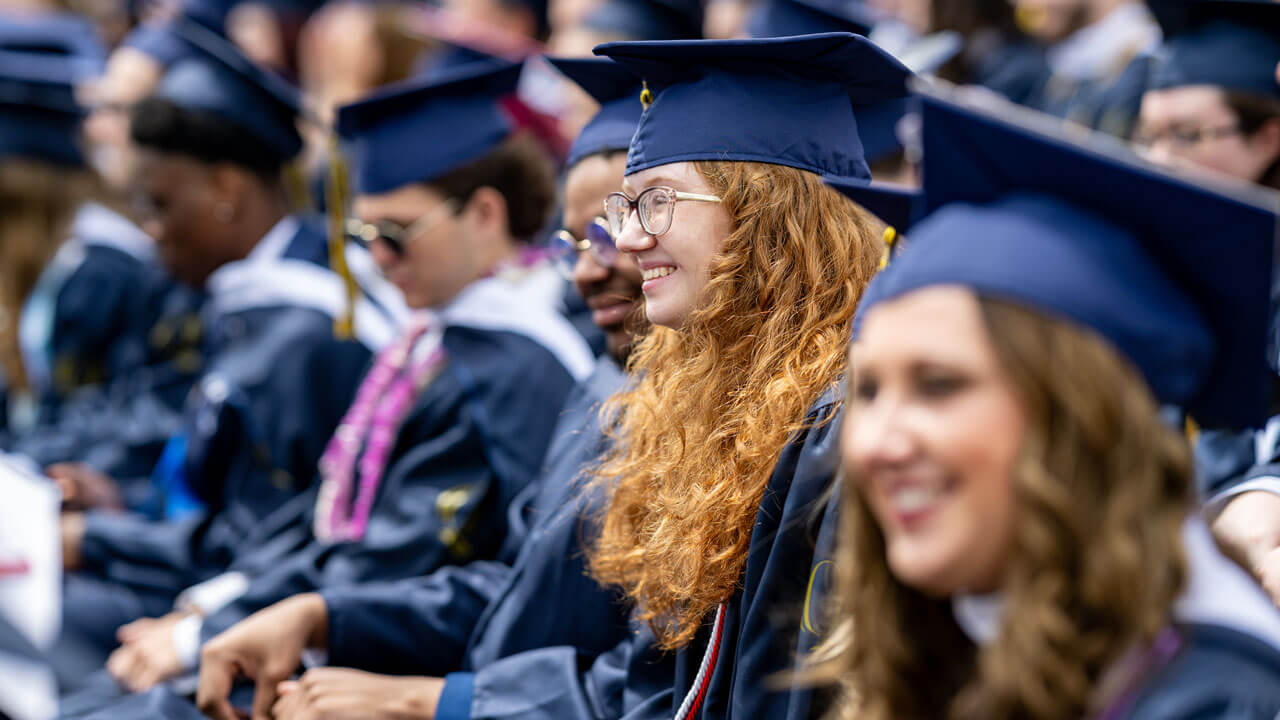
[0,455,61,649]
[0,454,61,720]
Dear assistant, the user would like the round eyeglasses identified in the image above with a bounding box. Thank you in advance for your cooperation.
[549,216,617,278]
[345,198,458,257]
[603,186,722,238]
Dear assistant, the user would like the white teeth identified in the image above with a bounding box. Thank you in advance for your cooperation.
[891,485,940,513]
[642,266,675,281]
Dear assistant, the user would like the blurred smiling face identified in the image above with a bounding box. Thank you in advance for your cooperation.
[565,153,644,358]
[612,162,733,329]
[843,286,1025,596]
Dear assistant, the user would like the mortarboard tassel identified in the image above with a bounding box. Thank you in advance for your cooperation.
[327,135,358,340]
[283,159,314,214]
[878,225,898,270]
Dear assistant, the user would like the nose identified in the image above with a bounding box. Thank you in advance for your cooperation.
[572,249,610,285]
[843,394,916,475]
[1142,139,1177,169]
[613,211,655,254]
[368,238,399,273]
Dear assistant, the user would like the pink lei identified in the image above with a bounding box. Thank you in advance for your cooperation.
[312,249,550,543]
[313,318,448,543]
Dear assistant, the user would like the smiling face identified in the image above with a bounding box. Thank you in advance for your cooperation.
[843,286,1025,596]
[613,162,734,329]
[565,153,645,360]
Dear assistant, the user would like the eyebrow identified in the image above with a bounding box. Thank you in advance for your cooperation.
[622,175,681,195]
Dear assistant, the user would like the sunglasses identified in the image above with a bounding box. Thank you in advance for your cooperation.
[346,198,458,256]
[549,216,617,278]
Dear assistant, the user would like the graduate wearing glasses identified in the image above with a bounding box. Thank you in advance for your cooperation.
[580,33,912,720]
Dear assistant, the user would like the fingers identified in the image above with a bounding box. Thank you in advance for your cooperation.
[272,684,302,720]
[105,645,137,685]
[251,672,282,720]
[196,654,241,720]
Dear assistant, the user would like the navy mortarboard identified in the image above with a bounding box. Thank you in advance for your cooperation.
[336,60,526,195]
[592,32,913,183]
[824,179,921,234]
[0,11,103,59]
[581,0,704,41]
[1150,0,1280,98]
[546,56,643,168]
[151,18,303,162]
[853,85,1279,429]
[0,13,105,167]
[746,0,881,39]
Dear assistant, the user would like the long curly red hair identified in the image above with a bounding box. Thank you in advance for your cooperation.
[586,160,883,650]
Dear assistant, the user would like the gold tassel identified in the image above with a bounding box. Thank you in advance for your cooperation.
[878,226,898,270]
[283,160,313,214]
[326,135,357,340]
[640,80,653,110]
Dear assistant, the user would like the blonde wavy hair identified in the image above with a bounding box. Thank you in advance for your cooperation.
[0,159,96,391]
[815,299,1191,720]
[586,160,883,650]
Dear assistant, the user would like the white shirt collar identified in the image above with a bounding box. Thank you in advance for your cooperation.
[1046,2,1160,80]
[953,591,1005,647]
[70,203,156,260]
[205,215,300,296]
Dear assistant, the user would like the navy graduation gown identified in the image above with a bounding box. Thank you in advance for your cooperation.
[2,205,204,477]
[317,356,627,676]
[196,286,592,641]
[656,390,843,720]
[1126,624,1280,720]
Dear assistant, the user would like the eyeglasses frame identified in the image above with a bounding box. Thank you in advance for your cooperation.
[603,186,722,238]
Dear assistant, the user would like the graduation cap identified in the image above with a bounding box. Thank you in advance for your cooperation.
[1149,0,1280,98]
[122,0,228,67]
[856,84,1279,429]
[0,11,104,58]
[336,60,525,195]
[746,0,882,38]
[547,56,643,168]
[581,0,704,41]
[593,33,913,182]
[823,179,920,233]
[849,36,962,166]
[152,17,303,161]
[0,13,105,166]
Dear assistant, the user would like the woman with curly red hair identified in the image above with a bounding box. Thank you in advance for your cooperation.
[582,32,912,719]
